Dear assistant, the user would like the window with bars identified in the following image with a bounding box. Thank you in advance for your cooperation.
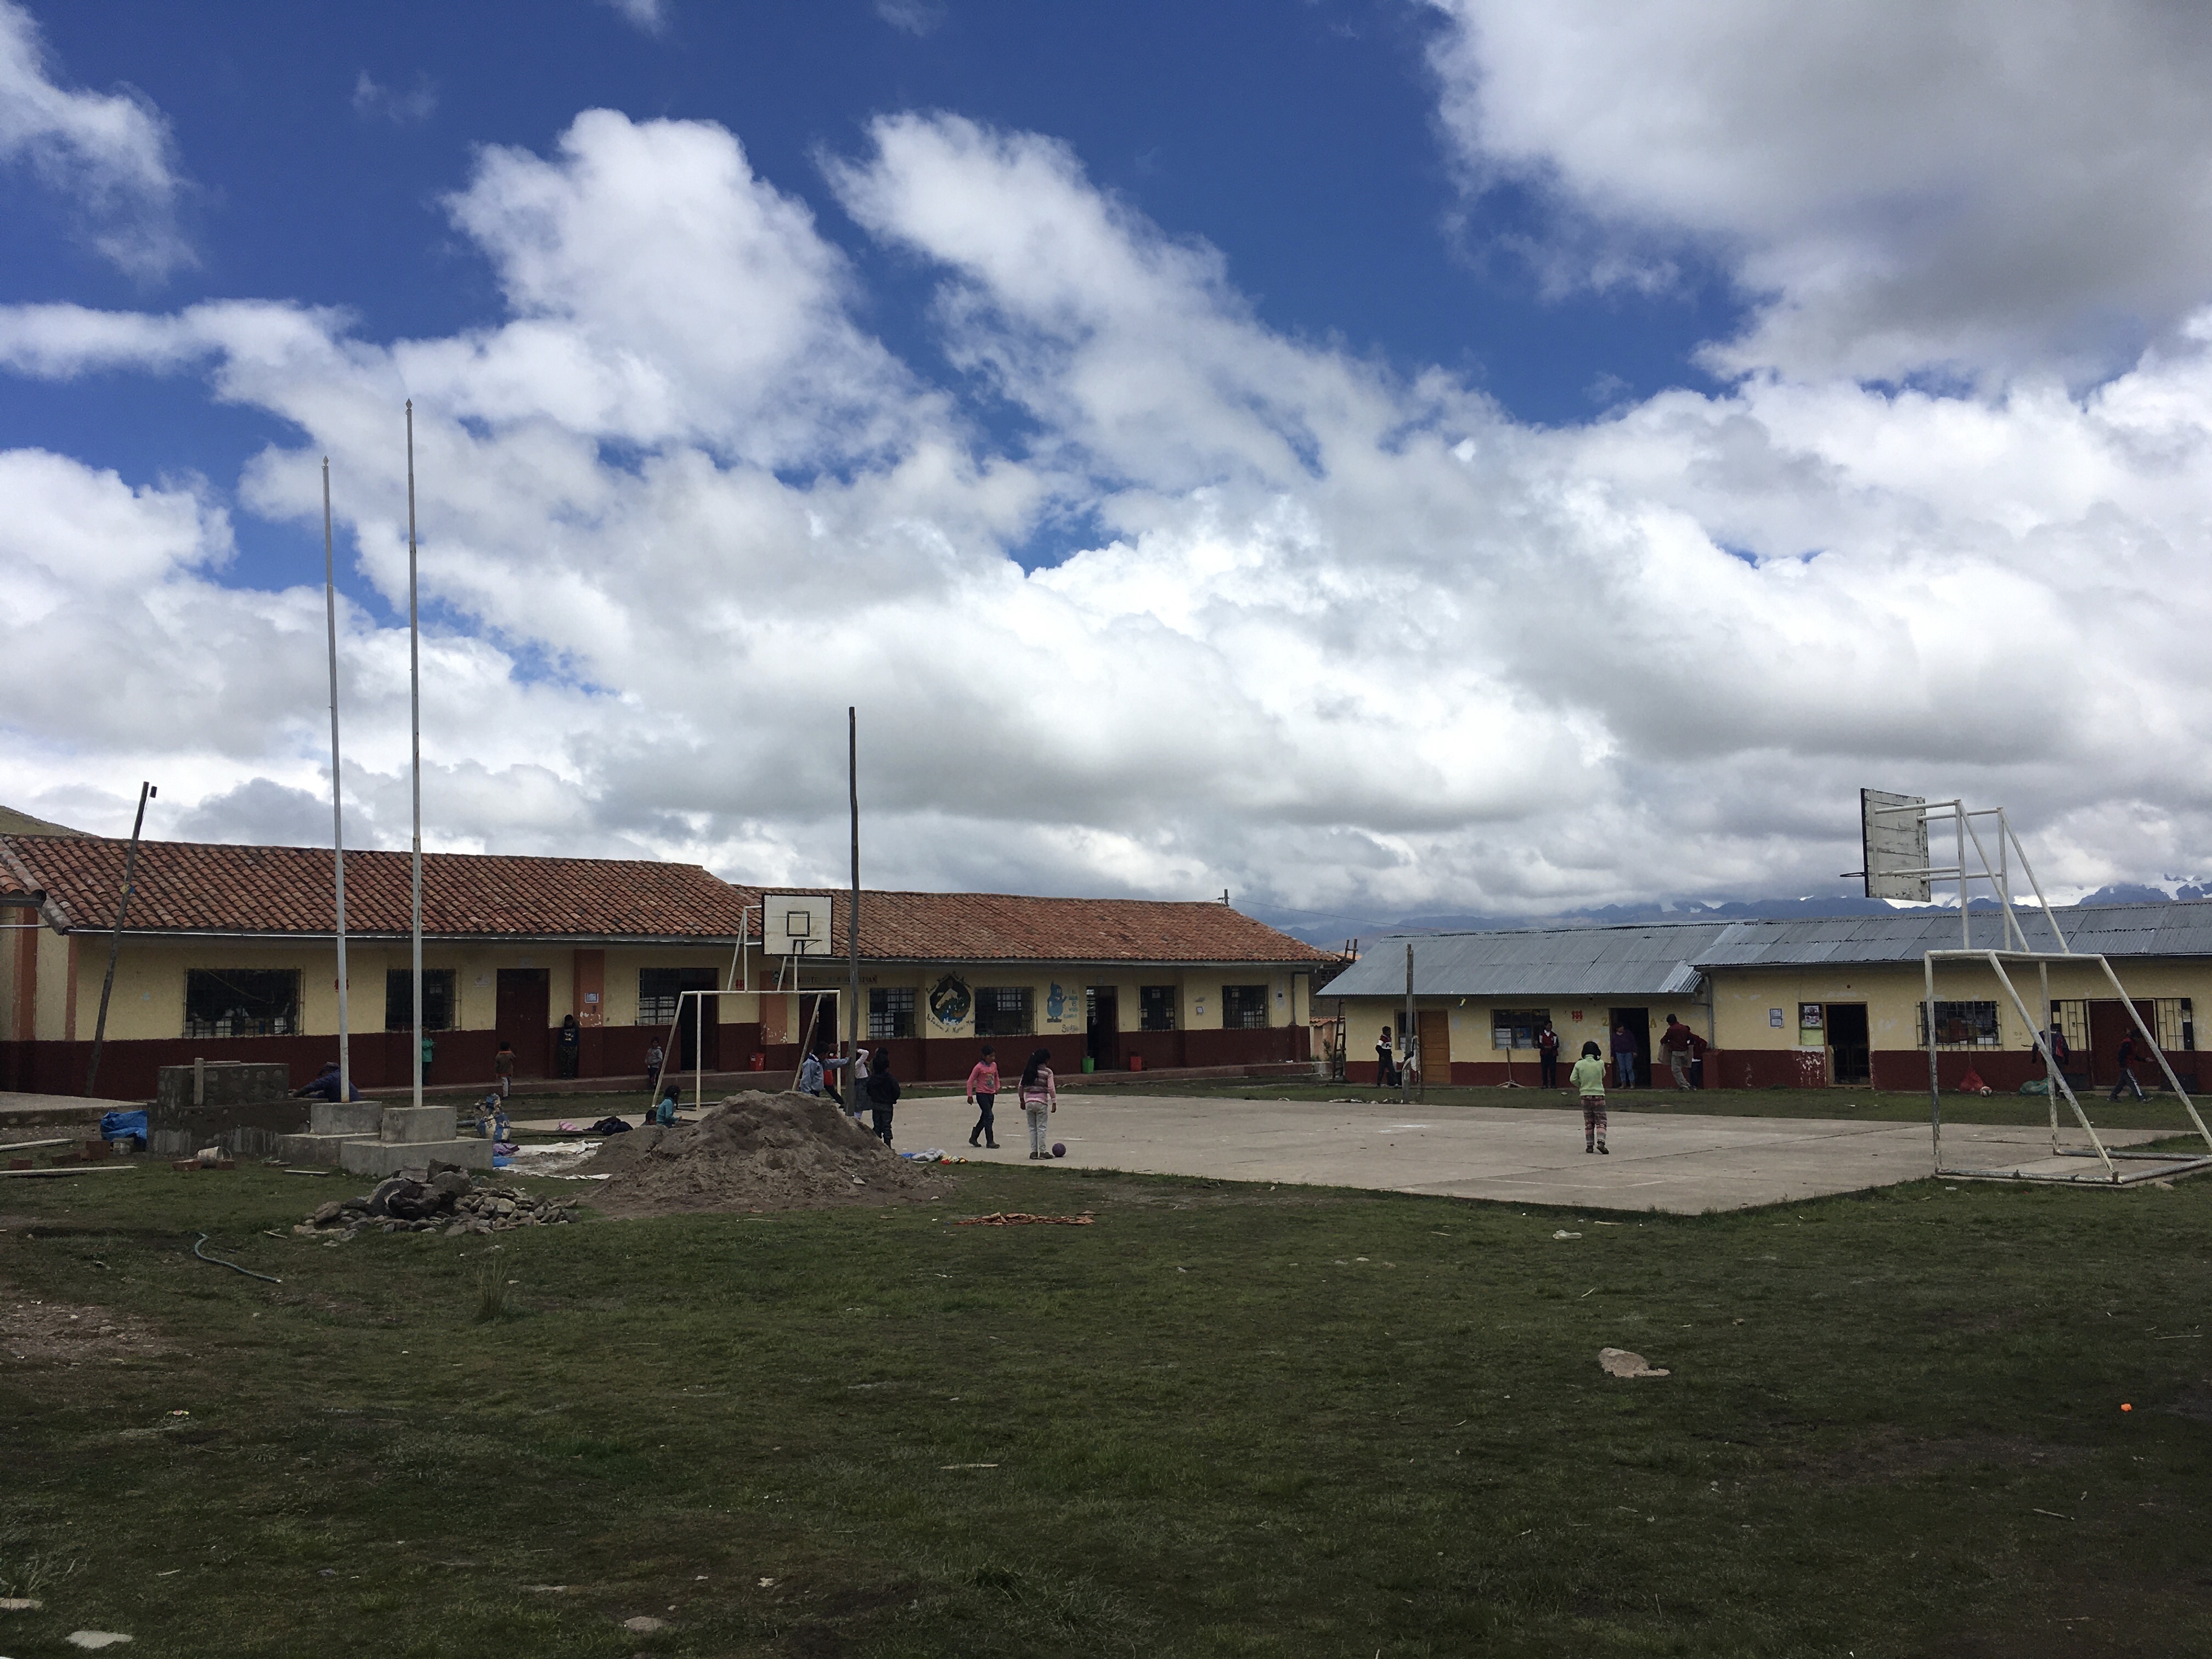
[1139,985,1177,1031]
[2051,999,2089,1058]
[974,986,1033,1037]
[382,969,454,1033]
[1917,1000,2000,1048]
[1222,984,1269,1030]
[2156,997,2195,1052]
[870,986,916,1040]
[638,967,718,1026]
[184,968,302,1038]
[1490,1008,1551,1050]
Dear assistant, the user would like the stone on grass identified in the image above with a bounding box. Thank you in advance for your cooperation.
[1598,1347,1669,1379]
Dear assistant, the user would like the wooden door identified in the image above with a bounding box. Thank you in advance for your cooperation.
[2087,1000,2155,1083]
[1416,1011,1450,1085]
[495,969,551,1076]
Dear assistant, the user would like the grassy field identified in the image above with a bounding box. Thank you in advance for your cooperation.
[5,1158,2211,1657]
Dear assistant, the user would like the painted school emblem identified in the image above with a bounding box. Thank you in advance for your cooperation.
[1046,983,1066,1022]
[928,973,972,1029]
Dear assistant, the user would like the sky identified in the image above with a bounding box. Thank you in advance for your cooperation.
[5,0,2212,929]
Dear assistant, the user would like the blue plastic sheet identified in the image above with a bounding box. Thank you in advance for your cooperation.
[100,1109,148,1144]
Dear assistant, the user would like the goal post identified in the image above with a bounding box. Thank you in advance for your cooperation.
[649,985,844,1114]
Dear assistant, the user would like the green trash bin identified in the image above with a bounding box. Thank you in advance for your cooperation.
[1081,1055,1096,1073]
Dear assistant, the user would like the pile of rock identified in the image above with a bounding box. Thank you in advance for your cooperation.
[294,1166,578,1241]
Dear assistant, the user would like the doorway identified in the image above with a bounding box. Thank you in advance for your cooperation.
[1086,986,1120,1069]
[1607,1007,1650,1086]
[495,968,551,1076]
[1415,1010,1450,1091]
[1826,1002,1870,1085]
[2087,999,2157,1084]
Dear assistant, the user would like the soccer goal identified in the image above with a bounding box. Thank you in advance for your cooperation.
[1864,791,2212,1186]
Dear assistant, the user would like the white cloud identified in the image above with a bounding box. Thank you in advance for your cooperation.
[0,0,189,278]
[1425,0,2212,383]
[875,0,945,37]
[7,106,2212,916]
[351,71,437,127]
[599,0,668,36]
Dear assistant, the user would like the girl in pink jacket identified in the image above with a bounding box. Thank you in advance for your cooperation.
[966,1045,1001,1149]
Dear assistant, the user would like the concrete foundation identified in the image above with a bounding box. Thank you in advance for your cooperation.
[340,1136,495,1177]
[309,1099,383,1138]
[273,1131,375,1164]
[379,1104,459,1143]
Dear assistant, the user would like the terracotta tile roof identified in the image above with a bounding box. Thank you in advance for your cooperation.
[0,835,752,941]
[0,835,1329,964]
[732,885,1331,965]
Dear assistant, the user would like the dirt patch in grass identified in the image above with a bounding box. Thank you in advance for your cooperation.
[585,1091,954,1217]
[1,1283,171,1367]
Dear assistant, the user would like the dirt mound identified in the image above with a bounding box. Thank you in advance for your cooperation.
[582,1091,951,1216]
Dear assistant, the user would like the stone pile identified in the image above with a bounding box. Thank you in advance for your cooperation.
[294,1166,578,1242]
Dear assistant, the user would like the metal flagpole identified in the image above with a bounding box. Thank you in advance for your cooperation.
[1401,943,1414,1105]
[83,780,155,1098]
[323,458,351,1100]
[407,402,424,1113]
[849,707,862,1078]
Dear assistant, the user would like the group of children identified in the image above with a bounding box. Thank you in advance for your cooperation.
[961,1045,1061,1159]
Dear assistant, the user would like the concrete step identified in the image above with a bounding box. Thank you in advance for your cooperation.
[340,1137,495,1177]
[309,1099,383,1138]
[273,1131,375,1166]
[379,1104,459,1144]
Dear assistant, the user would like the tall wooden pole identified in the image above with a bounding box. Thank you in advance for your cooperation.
[848,706,861,1070]
[323,457,351,1099]
[83,780,154,1097]
[1401,943,1415,1105]
[407,401,424,1113]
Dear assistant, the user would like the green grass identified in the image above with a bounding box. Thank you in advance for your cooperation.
[4,1161,2211,1656]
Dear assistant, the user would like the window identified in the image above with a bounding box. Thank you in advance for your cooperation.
[184,969,301,1038]
[1222,984,1269,1030]
[2051,999,2088,1057]
[638,967,719,1027]
[385,969,456,1032]
[1917,1000,1999,1048]
[1490,1008,1551,1050]
[1138,985,1177,1031]
[974,986,1033,1037]
[870,986,916,1040]
[2157,997,2195,1053]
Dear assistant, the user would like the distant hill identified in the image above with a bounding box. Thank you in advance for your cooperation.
[0,804,86,837]
[1254,883,2203,949]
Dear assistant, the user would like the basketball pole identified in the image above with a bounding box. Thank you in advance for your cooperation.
[406,400,424,1114]
[848,706,861,1076]
[323,456,351,1102]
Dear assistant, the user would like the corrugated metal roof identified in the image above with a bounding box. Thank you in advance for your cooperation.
[1323,900,2212,998]
[1326,922,1731,1000]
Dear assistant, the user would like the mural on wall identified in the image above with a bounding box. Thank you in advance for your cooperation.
[928,974,972,1030]
[1046,983,1067,1024]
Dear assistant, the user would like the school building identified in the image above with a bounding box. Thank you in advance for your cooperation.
[1324,903,2212,1092]
[0,831,1330,1098]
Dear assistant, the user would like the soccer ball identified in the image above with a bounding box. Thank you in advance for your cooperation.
[1051,1142,1066,1158]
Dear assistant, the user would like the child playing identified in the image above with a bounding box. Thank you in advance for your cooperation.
[492,1040,515,1098]
[966,1045,1001,1148]
[1019,1047,1057,1160]
[1571,1039,1610,1154]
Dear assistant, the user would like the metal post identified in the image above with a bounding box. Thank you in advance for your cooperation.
[695,987,704,1112]
[1925,951,1942,1171]
[406,400,424,1113]
[848,706,862,1077]
[1982,951,2114,1180]
[2039,959,2056,1153]
[83,780,154,1097]
[1401,943,1414,1105]
[323,457,351,1100]
[2095,954,2212,1150]
[1956,806,1969,952]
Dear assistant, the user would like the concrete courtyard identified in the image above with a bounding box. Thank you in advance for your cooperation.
[887,1091,2179,1212]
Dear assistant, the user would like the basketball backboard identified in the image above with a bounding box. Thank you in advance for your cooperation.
[1860,789,1930,901]
[763,894,832,956]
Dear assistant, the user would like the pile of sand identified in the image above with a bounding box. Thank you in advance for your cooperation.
[580,1090,951,1216]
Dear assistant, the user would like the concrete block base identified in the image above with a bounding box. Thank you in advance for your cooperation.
[309,1099,383,1138]
[379,1103,459,1144]
[274,1131,374,1165]
[340,1137,495,1177]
